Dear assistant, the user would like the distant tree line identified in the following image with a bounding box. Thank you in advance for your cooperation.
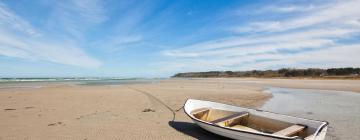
[172,67,360,78]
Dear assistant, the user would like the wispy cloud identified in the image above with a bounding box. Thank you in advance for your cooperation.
[234,0,360,33]
[0,1,101,68]
[45,0,107,38]
[0,29,101,68]
[160,0,360,73]
[257,4,317,14]
[0,3,40,36]
[162,50,199,57]
[89,1,162,53]
[93,35,143,52]
[72,0,107,23]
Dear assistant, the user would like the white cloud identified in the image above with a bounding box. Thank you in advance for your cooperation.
[239,44,360,70]
[236,0,360,33]
[92,35,143,53]
[294,44,360,66]
[0,2,101,68]
[0,3,40,36]
[233,21,282,33]
[260,4,318,13]
[169,27,356,53]
[162,50,199,57]
[46,0,107,38]
[162,28,354,58]
[159,0,360,73]
[159,43,360,73]
[273,6,306,13]
[0,30,101,68]
[72,0,107,23]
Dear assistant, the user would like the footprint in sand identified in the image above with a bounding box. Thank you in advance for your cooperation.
[142,108,156,112]
[48,122,65,126]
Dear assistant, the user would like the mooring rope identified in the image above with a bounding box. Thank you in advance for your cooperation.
[174,105,184,112]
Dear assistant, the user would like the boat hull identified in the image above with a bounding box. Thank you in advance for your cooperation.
[191,118,327,140]
[184,99,328,140]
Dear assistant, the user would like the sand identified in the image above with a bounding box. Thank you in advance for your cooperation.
[0,78,359,140]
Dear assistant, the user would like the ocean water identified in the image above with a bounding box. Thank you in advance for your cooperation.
[0,78,161,88]
[261,87,360,140]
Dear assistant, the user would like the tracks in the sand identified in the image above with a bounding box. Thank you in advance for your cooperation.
[127,86,182,121]
[127,86,183,121]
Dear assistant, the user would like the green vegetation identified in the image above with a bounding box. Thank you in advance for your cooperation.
[173,68,360,78]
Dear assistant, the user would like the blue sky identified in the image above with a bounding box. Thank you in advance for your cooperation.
[1,0,360,77]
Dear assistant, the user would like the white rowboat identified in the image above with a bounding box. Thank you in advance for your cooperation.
[184,99,328,140]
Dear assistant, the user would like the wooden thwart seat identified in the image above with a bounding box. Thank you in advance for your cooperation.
[274,124,306,136]
[210,111,249,124]
[231,125,260,133]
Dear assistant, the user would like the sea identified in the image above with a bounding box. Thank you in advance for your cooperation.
[261,87,360,140]
[0,77,161,89]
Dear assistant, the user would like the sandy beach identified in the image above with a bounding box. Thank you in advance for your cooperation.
[1,78,360,140]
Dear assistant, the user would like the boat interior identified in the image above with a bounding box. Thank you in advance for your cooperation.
[191,107,317,140]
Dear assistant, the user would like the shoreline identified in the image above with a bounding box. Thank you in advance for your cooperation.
[173,76,360,80]
[170,78,360,93]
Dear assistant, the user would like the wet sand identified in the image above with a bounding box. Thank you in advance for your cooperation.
[0,78,359,139]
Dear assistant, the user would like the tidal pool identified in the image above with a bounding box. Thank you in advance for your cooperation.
[261,87,360,140]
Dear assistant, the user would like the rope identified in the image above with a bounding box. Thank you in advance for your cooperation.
[174,105,184,112]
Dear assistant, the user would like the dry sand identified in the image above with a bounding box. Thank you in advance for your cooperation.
[0,78,359,140]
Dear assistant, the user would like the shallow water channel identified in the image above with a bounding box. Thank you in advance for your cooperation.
[260,87,360,140]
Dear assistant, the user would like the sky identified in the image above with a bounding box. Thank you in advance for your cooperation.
[0,0,360,78]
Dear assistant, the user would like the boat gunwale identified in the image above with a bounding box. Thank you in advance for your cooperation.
[183,99,329,140]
